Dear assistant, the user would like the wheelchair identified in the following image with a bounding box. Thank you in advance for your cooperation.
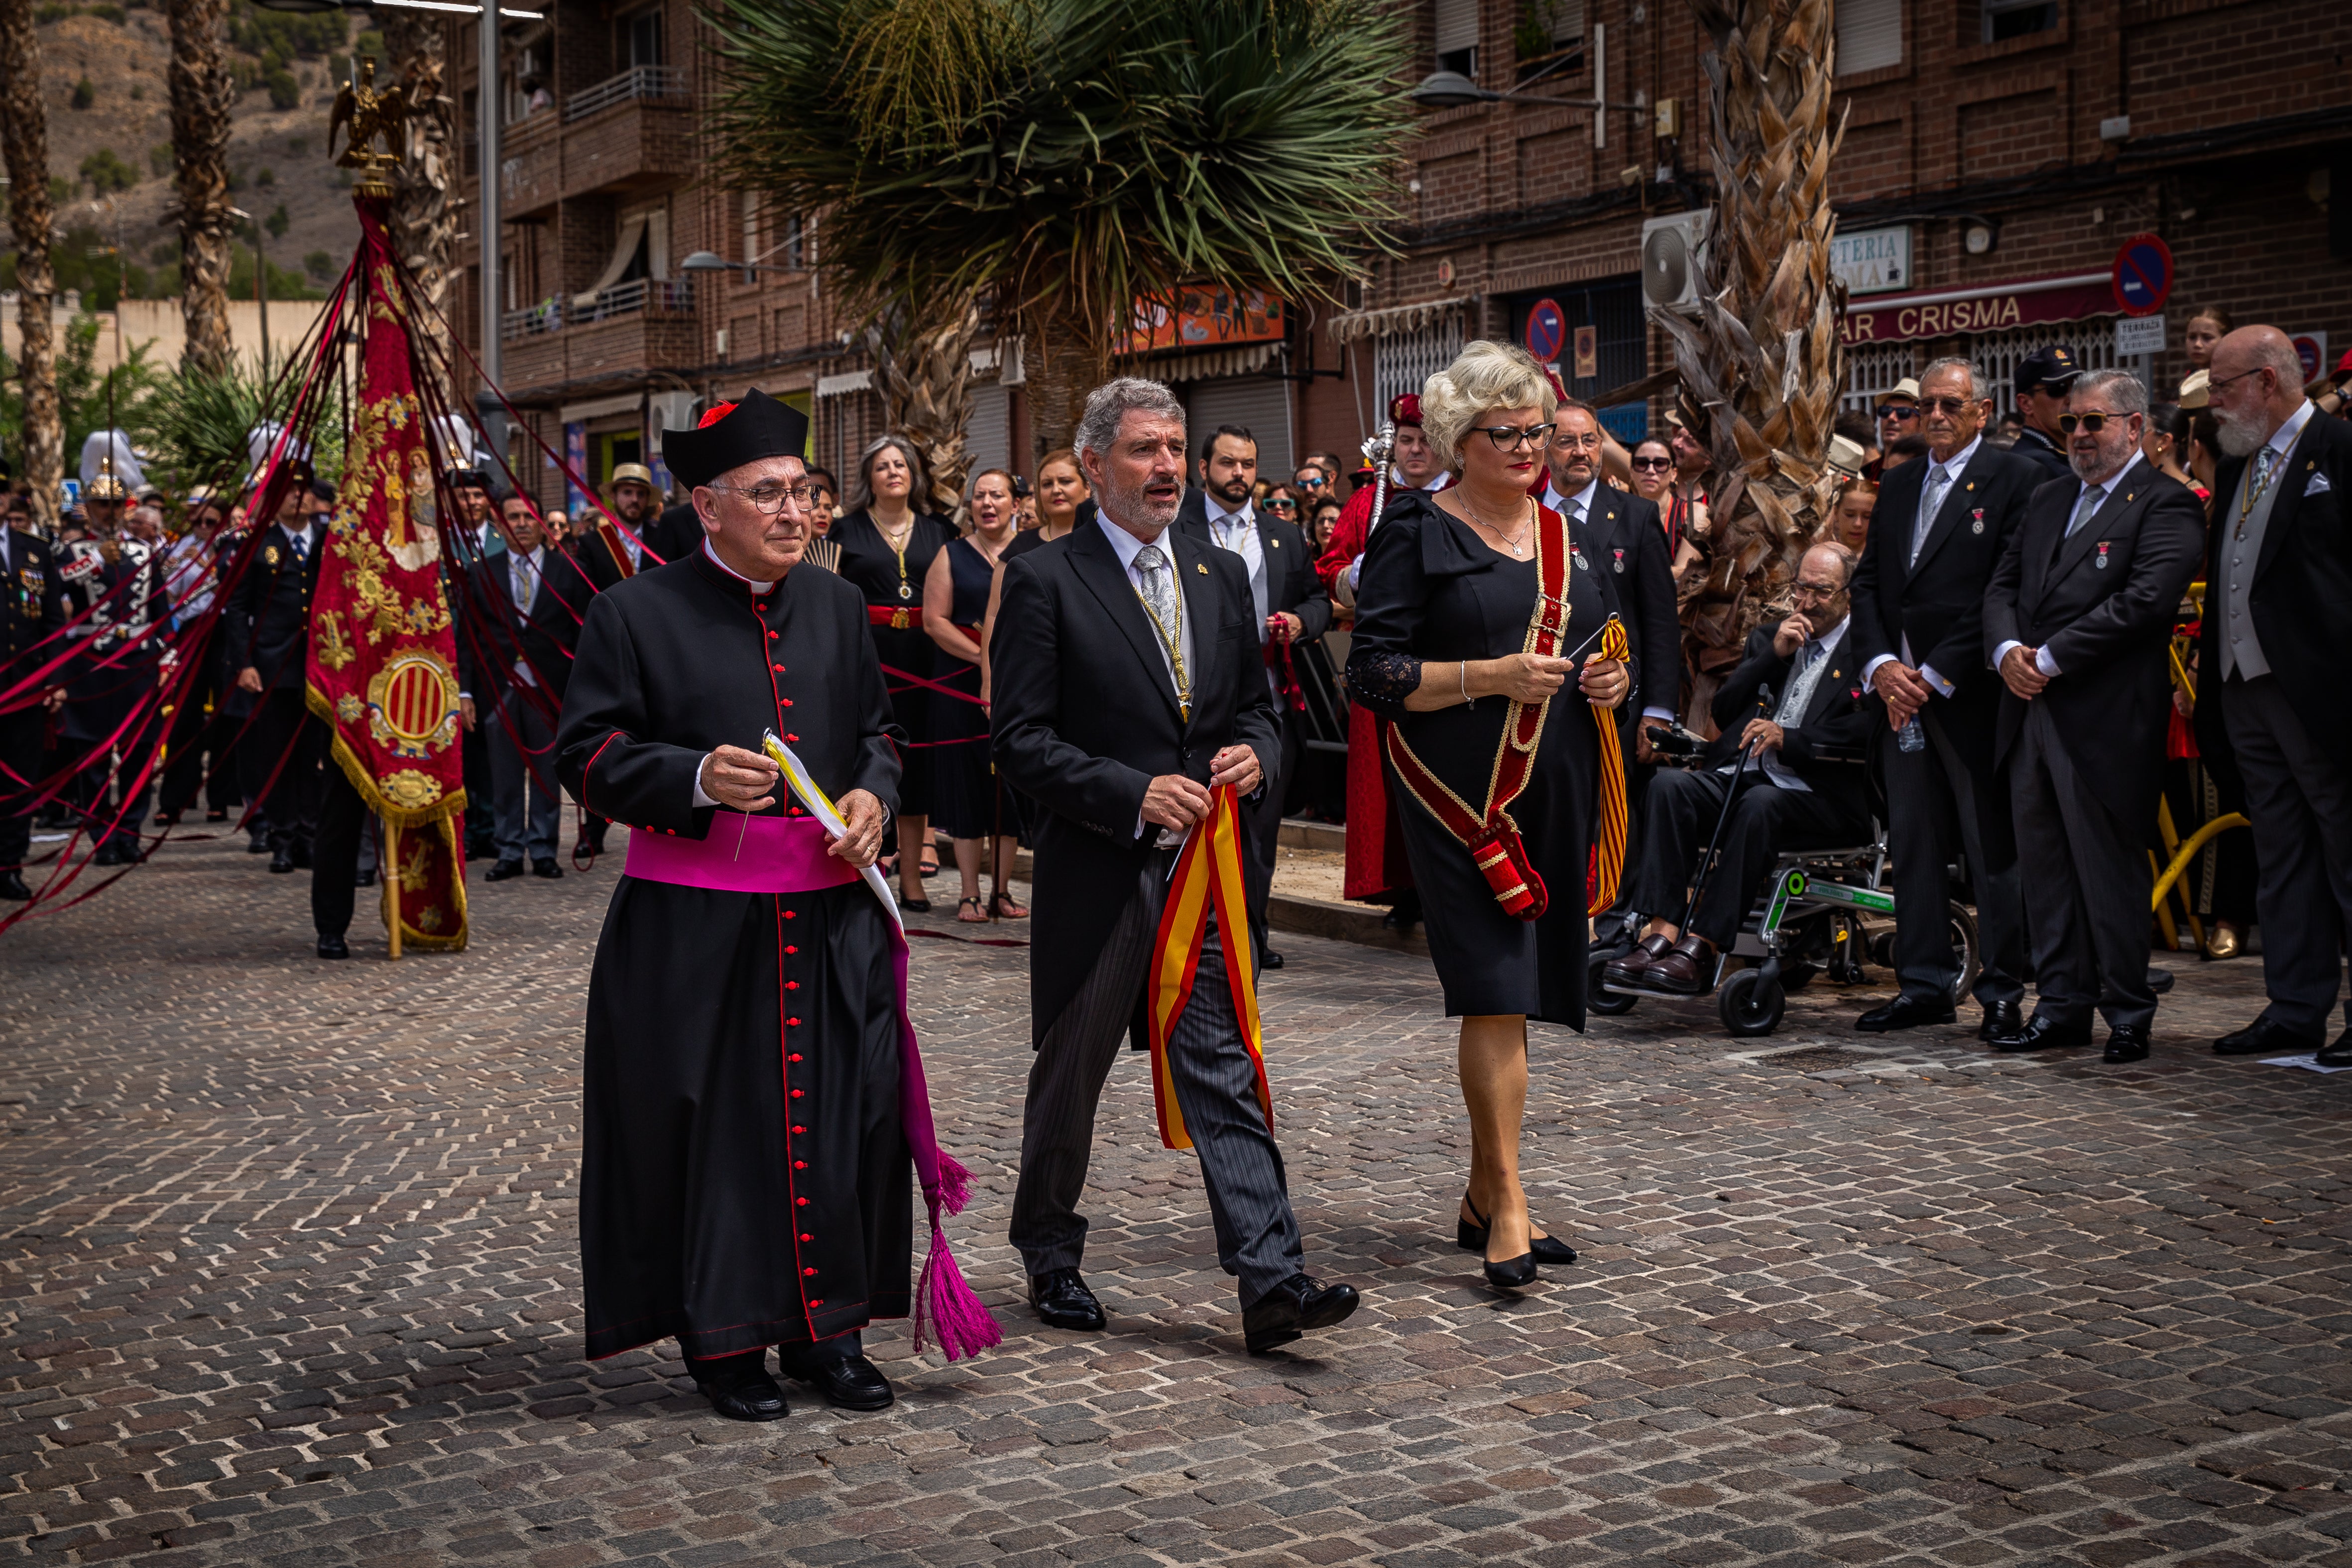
[1588,728,1983,1038]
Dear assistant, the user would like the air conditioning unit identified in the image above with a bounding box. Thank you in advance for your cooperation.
[648,391,699,451]
[1641,208,1713,310]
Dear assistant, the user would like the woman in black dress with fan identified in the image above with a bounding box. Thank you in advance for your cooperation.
[1347,342,1630,1290]
[923,468,1025,922]
[830,436,952,908]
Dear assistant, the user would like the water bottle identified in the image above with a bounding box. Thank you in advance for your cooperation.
[1897,713,1925,752]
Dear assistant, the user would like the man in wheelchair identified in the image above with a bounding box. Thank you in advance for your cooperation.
[1606,541,1883,995]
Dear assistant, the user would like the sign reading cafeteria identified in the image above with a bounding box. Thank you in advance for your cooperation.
[1120,287,1286,354]
[1830,226,1910,296]
[1836,270,2121,345]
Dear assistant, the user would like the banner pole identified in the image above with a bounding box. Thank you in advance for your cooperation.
[384,817,402,960]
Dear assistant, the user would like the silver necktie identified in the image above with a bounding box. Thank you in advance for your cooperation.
[1135,543,1179,642]
[1912,466,1948,564]
[2066,484,2100,538]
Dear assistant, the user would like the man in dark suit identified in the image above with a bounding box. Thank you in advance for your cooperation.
[1850,357,2043,1038]
[1608,540,1879,993]
[2197,326,2352,1066]
[0,493,68,900]
[457,493,612,881]
[1541,401,1680,950]
[1174,423,1331,970]
[1985,369,2206,1064]
[992,377,1359,1356]
[2007,346,2081,482]
[224,469,331,873]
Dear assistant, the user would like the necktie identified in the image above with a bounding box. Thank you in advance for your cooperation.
[290,530,308,562]
[1775,639,1825,725]
[2066,484,2100,538]
[1133,543,1184,701]
[2251,444,2280,498]
[1912,466,1948,565]
[512,555,533,613]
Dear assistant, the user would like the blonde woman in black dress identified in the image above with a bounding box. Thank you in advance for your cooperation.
[831,436,952,907]
[1346,342,1630,1289]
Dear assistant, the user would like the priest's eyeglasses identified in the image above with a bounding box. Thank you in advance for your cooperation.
[706,481,814,514]
[1479,423,1557,451]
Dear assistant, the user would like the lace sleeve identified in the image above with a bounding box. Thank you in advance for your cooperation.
[1347,651,1423,717]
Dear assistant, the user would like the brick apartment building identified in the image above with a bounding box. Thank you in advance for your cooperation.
[455,0,2352,509]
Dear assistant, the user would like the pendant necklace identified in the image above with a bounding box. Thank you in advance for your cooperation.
[880,513,915,599]
[1464,491,1532,556]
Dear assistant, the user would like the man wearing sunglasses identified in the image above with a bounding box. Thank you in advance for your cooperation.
[1850,358,2042,1040]
[1984,370,2205,1065]
[1875,378,1921,466]
[2198,326,2352,1067]
[2008,346,2081,482]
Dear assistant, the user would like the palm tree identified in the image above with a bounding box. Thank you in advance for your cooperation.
[381,16,458,328]
[1656,0,1847,718]
[711,0,1412,459]
[0,0,61,529]
[166,0,238,379]
[866,296,985,518]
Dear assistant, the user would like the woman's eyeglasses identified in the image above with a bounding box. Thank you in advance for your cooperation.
[1479,424,1556,451]
[1265,498,1297,513]
[1630,457,1673,472]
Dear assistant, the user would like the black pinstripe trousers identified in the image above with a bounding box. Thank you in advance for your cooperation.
[1009,856,1304,1305]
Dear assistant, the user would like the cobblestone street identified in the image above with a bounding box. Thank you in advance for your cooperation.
[3,829,2349,1568]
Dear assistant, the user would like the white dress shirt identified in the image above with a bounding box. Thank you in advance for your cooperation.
[1994,452,2143,678]
[1721,617,1851,792]
[1542,478,1676,725]
[1861,433,1981,701]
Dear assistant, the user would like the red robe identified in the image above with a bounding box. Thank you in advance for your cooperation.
[1315,472,1452,903]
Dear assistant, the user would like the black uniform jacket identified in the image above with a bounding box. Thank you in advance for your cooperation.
[455,539,616,704]
[990,519,1279,1045]
[1849,440,2044,756]
[1570,488,1680,721]
[557,549,902,839]
[2011,426,2074,482]
[1174,492,1334,642]
[1705,623,1883,825]
[221,522,325,689]
[0,529,68,666]
[2195,409,2352,776]
[1985,464,2206,826]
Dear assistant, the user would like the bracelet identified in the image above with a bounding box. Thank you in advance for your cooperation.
[1459,661,1471,706]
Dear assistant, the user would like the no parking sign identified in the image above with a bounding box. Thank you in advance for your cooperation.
[1524,298,1566,363]
[2111,234,2173,318]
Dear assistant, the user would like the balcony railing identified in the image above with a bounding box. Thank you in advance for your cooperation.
[563,64,690,123]
[499,277,693,341]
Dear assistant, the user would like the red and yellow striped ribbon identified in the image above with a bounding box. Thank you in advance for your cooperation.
[1145,785,1275,1151]
[1585,616,1633,916]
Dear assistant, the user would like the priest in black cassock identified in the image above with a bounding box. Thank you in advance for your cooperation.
[557,390,989,1422]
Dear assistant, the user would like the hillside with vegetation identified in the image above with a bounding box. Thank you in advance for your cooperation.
[1,0,382,310]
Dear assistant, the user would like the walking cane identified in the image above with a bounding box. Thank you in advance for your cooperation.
[1677,694,1774,932]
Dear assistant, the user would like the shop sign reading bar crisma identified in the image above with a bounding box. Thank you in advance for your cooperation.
[1837,270,2119,346]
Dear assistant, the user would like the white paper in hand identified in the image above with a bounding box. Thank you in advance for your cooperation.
[761,729,902,933]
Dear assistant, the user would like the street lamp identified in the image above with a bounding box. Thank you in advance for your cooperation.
[680,250,787,278]
[1406,24,1645,149]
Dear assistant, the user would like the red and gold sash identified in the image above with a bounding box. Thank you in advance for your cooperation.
[1382,505,1631,921]
[1145,785,1275,1151]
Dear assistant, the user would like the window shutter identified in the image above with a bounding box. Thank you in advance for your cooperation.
[1836,0,1901,75]
[1434,0,1478,59]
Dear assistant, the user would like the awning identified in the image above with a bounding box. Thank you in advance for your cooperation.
[1119,341,1281,383]
[1837,271,2117,346]
[1325,295,1480,343]
[817,369,875,397]
[559,391,642,424]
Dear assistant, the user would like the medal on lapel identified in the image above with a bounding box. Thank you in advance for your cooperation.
[1611,548,1625,573]
[1970,508,1985,535]
[1571,549,1590,571]
[2095,541,2111,570]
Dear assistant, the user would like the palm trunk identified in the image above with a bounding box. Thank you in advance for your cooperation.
[382,15,457,355]
[868,294,984,520]
[1661,0,1847,723]
[0,0,61,530]
[166,0,237,380]
[1019,286,1106,459]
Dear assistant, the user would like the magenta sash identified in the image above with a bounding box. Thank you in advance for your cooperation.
[623,814,861,893]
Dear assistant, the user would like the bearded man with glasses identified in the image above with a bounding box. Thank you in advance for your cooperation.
[556,389,952,1422]
[1982,370,2205,1064]
[1848,358,2044,1041]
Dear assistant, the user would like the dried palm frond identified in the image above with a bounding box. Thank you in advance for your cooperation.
[867,295,986,524]
[1662,0,1848,723]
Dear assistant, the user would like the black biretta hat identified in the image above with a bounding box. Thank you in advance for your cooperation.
[662,389,811,490]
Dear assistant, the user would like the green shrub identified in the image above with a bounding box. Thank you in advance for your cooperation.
[264,67,299,109]
[79,147,138,194]
[303,249,334,279]
[34,3,73,22]
[265,204,290,239]
[149,142,174,178]
[70,76,95,109]
[256,165,275,186]
[89,3,124,20]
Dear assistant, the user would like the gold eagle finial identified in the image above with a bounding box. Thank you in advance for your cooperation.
[329,58,413,198]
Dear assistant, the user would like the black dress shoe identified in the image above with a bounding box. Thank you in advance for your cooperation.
[1979,998,2024,1044]
[484,858,526,882]
[1856,994,1957,1032]
[0,870,28,901]
[1259,949,1285,970]
[776,1336,893,1411]
[1030,1267,1105,1331]
[316,933,349,960]
[2147,967,2174,995]
[1992,1012,2095,1053]
[531,857,563,879]
[1482,1251,1539,1290]
[1242,1273,1361,1354]
[2213,1015,2325,1057]
[289,842,312,870]
[687,1353,790,1423]
[2316,1030,2352,1068]
[268,850,296,874]
[2102,1025,2151,1064]
[354,868,376,887]
[1457,1195,1577,1266]
[247,834,271,854]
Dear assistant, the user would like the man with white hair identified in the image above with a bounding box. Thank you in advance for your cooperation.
[1984,369,2205,1064]
[991,377,1360,1355]
[2198,326,2352,1067]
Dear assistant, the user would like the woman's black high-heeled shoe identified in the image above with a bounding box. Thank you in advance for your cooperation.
[1458,1195,1579,1267]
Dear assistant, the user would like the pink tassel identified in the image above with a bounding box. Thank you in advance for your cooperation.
[936,1153,973,1217]
[913,1224,1002,1363]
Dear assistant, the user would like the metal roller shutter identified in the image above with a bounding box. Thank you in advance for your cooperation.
[965,381,1011,482]
[1184,377,1293,484]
